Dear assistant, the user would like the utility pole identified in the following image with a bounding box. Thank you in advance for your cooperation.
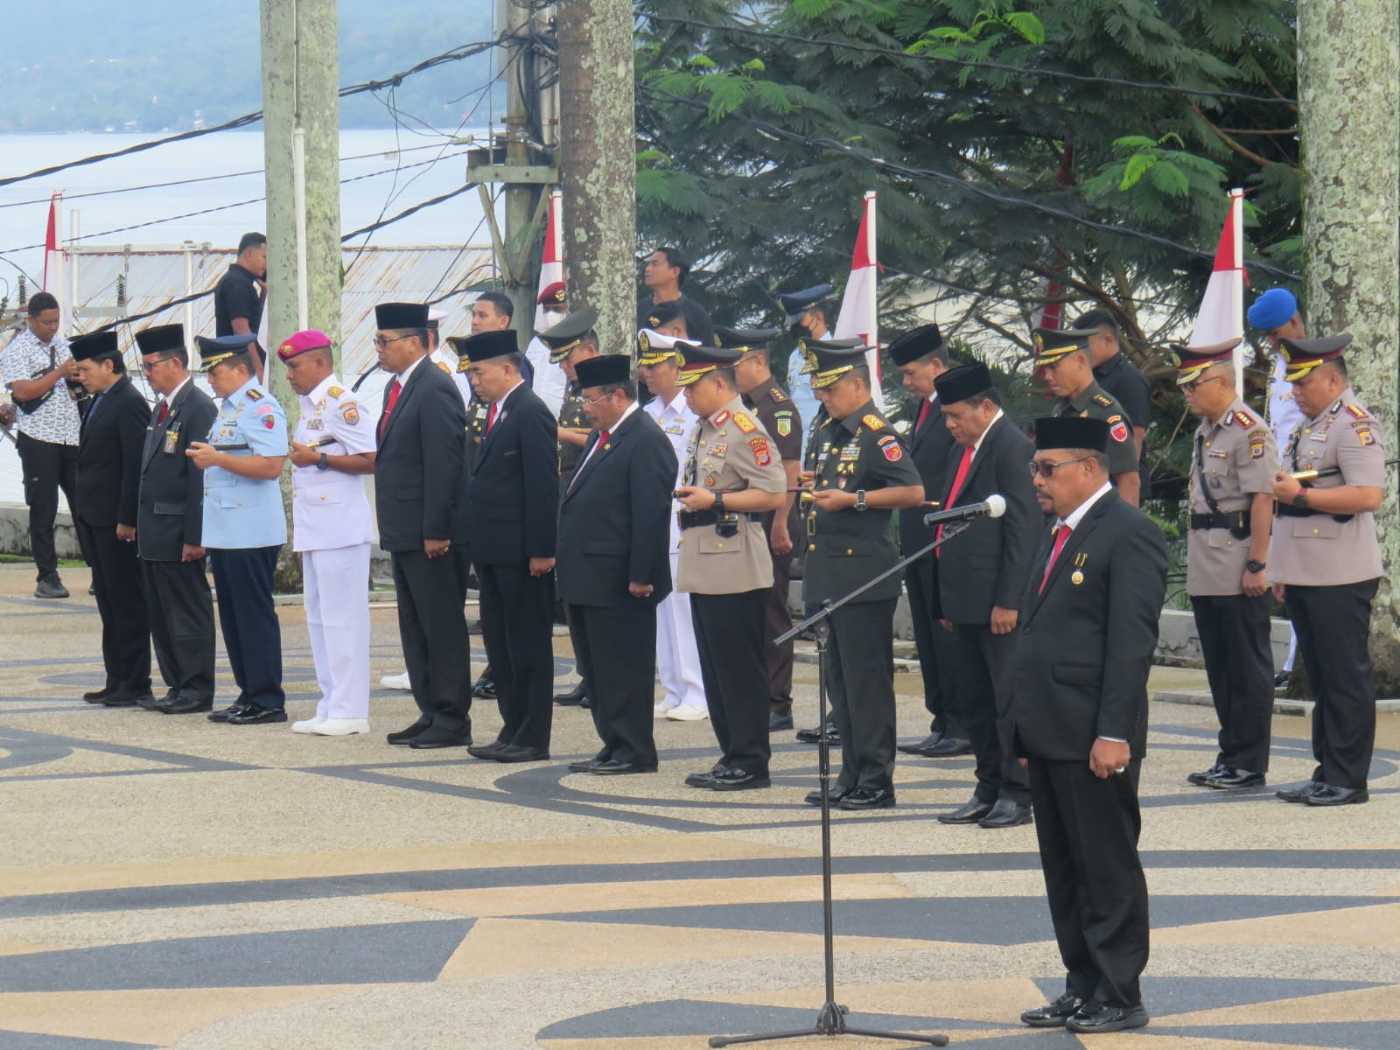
[260,0,342,589]
[557,0,636,354]
[1298,0,1400,686]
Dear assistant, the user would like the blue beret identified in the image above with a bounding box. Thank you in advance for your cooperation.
[1246,288,1298,332]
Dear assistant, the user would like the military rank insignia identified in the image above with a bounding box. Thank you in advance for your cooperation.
[1346,403,1368,420]
[436,361,451,374]
[713,410,731,428]
[1234,409,1258,428]
[734,412,757,434]
[862,414,886,431]
[877,434,903,462]
[750,436,772,466]
[328,386,345,398]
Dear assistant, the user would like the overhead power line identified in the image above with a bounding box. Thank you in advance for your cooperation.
[643,15,1298,106]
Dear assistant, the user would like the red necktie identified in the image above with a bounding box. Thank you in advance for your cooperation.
[596,428,610,448]
[486,401,499,434]
[378,377,402,440]
[1039,524,1072,594]
[935,445,976,555]
[915,398,931,432]
[157,401,170,425]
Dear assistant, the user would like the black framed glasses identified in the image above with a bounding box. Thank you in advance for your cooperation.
[1029,456,1092,478]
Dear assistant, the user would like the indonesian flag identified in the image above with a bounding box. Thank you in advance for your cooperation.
[526,190,569,417]
[1188,188,1247,388]
[834,191,884,409]
[533,189,564,333]
[42,193,69,325]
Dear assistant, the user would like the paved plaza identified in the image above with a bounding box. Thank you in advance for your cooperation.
[0,563,1397,1049]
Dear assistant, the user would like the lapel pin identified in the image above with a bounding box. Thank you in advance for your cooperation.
[1071,570,1085,586]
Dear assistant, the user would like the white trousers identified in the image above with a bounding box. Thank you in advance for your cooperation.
[657,551,707,710]
[303,543,372,720]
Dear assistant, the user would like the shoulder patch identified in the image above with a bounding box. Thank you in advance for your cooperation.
[1248,430,1267,459]
[1355,426,1375,446]
[733,411,757,434]
[246,388,264,401]
[1346,403,1369,420]
[770,387,789,403]
[1106,414,1123,425]
[436,361,452,375]
[748,436,772,466]
[879,435,903,462]
[862,414,886,431]
[1091,393,1113,408]
[1109,419,1129,444]
[328,385,344,398]
[339,401,360,425]
[1234,409,1258,428]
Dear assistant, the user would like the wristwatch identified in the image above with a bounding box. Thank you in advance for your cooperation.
[712,492,726,515]
[316,452,330,472]
[1245,559,1267,573]
[854,489,868,512]
[1292,489,1308,509]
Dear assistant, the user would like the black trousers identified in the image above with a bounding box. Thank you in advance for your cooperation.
[760,514,795,712]
[16,432,79,579]
[572,600,658,768]
[209,546,285,711]
[1029,756,1149,1009]
[478,561,555,751]
[692,589,771,776]
[1191,593,1274,773]
[952,623,1030,804]
[76,519,150,694]
[905,561,962,737]
[142,557,215,703]
[823,599,898,793]
[393,549,471,735]
[1286,579,1379,790]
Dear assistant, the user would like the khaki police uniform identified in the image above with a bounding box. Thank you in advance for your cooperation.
[1274,388,1387,792]
[1187,399,1278,776]
[1054,382,1137,481]
[678,396,786,776]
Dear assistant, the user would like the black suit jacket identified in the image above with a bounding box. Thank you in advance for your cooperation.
[137,379,217,561]
[1008,491,1167,760]
[375,358,467,553]
[77,374,151,528]
[556,406,676,608]
[935,414,1040,624]
[463,383,558,564]
[899,397,957,592]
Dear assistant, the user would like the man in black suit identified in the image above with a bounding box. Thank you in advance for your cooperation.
[1010,416,1165,1036]
[70,331,153,707]
[453,329,559,763]
[888,325,970,760]
[373,302,471,749]
[133,324,218,714]
[933,362,1040,829]
[557,354,677,774]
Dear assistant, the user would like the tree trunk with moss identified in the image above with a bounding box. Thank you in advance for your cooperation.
[1297,0,1400,688]
[557,0,637,356]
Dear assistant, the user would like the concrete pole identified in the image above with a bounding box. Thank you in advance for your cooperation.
[260,0,342,590]
[499,0,542,343]
[557,0,636,356]
[1298,0,1400,686]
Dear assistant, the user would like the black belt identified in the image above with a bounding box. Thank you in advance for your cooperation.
[678,510,760,529]
[1189,510,1250,538]
[1277,503,1353,523]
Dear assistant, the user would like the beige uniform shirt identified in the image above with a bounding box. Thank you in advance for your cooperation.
[1272,389,1386,587]
[676,396,786,595]
[1186,399,1278,597]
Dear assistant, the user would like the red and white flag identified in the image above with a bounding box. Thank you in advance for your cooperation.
[42,193,69,325]
[533,189,564,333]
[1188,188,1247,387]
[526,190,569,416]
[834,191,884,409]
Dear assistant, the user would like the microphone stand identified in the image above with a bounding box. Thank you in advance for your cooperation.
[708,518,979,1048]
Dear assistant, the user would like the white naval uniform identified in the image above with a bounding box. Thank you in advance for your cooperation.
[292,375,378,721]
[642,390,708,715]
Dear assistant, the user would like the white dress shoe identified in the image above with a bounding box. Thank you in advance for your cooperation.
[380,671,412,691]
[654,697,680,718]
[666,704,709,722]
[312,718,371,736]
[292,716,327,734]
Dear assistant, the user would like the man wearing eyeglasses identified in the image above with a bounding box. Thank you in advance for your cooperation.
[1177,341,1279,791]
[134,324,218,714]
[1034,328,1141,507]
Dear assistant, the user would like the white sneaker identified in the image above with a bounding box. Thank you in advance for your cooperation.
[292,716,327,734]
[654,697,680,718]
[312,718,371,736]
[380,671,412,691]
[667,704,709,722]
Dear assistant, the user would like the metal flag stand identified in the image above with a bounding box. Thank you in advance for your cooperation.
[708,518,980,1049]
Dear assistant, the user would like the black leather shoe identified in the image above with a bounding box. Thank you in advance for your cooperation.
[553,683,588,707]
[978,799,1032,828]
[796,721,839,745]
[1021,992,1085,1028]
[1304,784,1369,807]
[837,787,895,810]
[103,691,153,709]
[804,785,851,806]
[1187,762,1226,787]
[386,719,432,745]
[138,691,171,711]
[685,764,726,788]
[1276,781,1324,803]
[938,797,995,825]
[226,705,288,725]
[897,733,943,755]
[1273,670,1291,688]
[34,575,69,599]
[569,751,609,773]
[160,695,213,714]
[1205,767,1266,790]
[409,729,469,749]
[769,708,794,732]
[580,693,592,710]
[916,735,972,758]
[492,744,549,763]
[707,768,771,791]
[83,687,115,703]
[208,702,253,723]
[471,671,497,700]
[468,740,508,760]
[585,758,656,775]
[1065,1001,1148,1034]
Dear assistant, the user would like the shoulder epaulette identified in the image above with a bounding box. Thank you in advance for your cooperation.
[436,361,452,375]
[862,413,886,431]
[246,388,264,401]
[1233,409,1258,428]
[328,385,344,398]
[1091,393,1113,408]
[770,386,789,403]
[733,411,757,434]
[1346,403,1369,420]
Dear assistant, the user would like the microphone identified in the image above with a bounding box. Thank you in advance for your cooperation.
[923,494,1006,527]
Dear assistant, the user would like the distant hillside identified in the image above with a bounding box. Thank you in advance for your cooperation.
[3,1,497,133]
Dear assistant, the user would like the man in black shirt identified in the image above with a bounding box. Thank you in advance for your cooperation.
[638,246,713,347]
[215,232,268,374]
[1074,309,1151,497]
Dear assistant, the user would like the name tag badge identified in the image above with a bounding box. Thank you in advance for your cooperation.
[163,424,181,454]
[665,424,686,435]
[1207,449,1228,459]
